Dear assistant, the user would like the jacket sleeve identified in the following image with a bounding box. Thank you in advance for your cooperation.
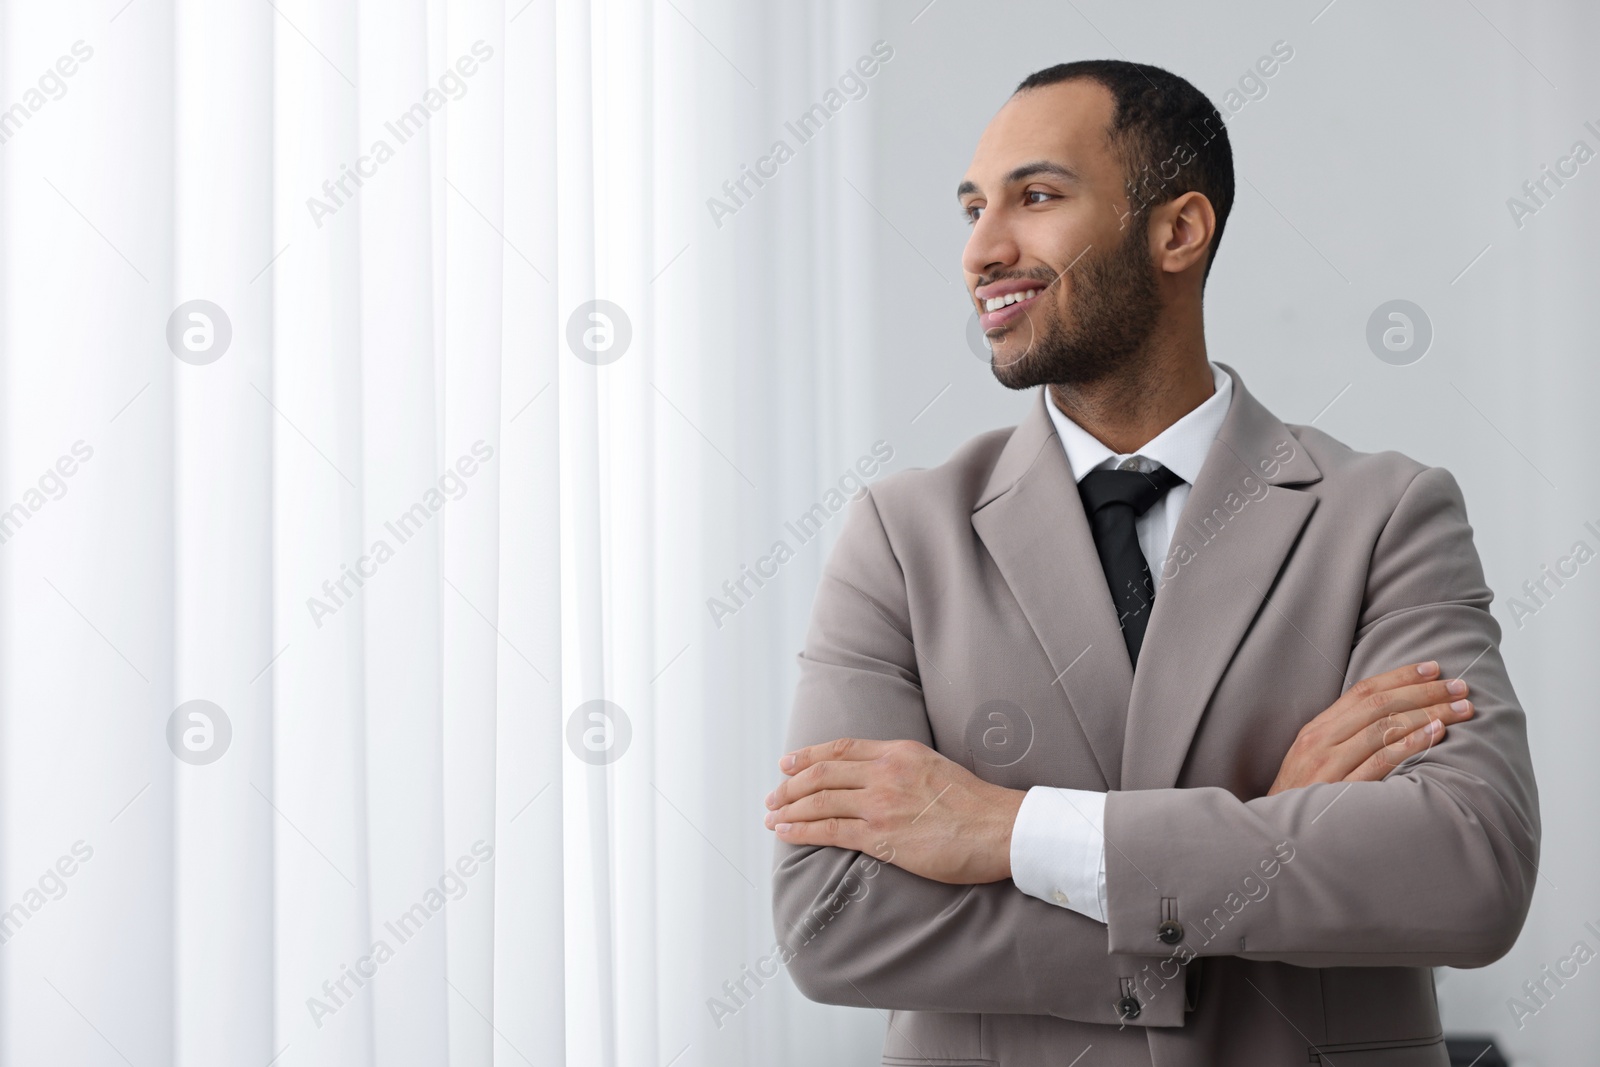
[1103,465,1540,967]
[772,488,1190,1026]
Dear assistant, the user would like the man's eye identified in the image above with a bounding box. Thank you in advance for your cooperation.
[962,204,983,226]
[1025,190,1056,205]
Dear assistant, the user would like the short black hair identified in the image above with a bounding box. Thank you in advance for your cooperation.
[1015,60,1234,286]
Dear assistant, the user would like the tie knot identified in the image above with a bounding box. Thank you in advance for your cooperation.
[1078,465,1184,519]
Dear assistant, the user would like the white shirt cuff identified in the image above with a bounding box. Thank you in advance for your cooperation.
[1009,786,1108,924]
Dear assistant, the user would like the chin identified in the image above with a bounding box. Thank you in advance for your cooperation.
[987,337,1050,391]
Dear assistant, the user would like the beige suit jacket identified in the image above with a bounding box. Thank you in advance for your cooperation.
[771,363,1539,1066]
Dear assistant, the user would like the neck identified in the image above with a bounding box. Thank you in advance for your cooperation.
[1047,327,1213,455]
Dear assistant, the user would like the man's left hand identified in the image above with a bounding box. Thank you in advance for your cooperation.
[763,738,1025,885]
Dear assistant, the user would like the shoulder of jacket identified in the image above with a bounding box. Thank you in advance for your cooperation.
[865,423,1018,519]
[1283,421,1438,499]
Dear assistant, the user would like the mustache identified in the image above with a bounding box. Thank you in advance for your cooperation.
[975,244,1094,297]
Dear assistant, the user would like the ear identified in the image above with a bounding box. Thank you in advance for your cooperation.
[1150,191,1216,277]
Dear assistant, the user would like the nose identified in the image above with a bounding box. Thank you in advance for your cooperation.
[961,209,1019,285]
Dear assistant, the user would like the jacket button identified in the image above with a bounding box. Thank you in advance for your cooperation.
[1156,919,1184,944]
[1118,995,1141,1020]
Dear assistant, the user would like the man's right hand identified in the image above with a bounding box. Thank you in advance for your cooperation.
[1268,660,1474,796]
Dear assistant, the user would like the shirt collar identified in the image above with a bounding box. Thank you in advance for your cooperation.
[1044,362,1232,486]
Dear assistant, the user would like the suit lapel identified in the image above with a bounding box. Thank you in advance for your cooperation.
[972,390,1133,788]
[1121,363,1323,790]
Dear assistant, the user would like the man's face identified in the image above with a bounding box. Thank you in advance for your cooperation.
[958,79,1163,389]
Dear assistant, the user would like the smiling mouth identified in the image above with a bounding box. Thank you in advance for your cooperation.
[979,288,1043,330]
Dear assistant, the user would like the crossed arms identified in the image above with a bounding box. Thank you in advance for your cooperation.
[768,467,1539,1022]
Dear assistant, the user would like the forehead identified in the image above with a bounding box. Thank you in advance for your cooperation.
[963,79,1119,190]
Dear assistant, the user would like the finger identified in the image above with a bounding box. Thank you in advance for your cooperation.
[766,760,871,810]
[772,817,869,851]
[1334,661,1442,718]
[1330,699,1471,781]
[1349,660,1443,701]
[781,737,895,775]
[766,787,865,829]
[1354,698,1474,757]
[1346,718,1445,782]
[1333,675,1468,742]
[1305,662,1443,743]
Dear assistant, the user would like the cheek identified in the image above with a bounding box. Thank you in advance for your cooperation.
[1054,207,1123,270]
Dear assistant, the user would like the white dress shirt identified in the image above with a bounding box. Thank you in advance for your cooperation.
[1008,362,1233,922]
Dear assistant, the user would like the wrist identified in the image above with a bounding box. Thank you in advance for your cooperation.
[990,786,1027,881]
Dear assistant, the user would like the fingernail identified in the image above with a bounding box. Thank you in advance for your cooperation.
[1446,678,1467,696]
[764,791,775,807]
[1428,719,1442,734]
[1450,699,1471,713]
[1418,661,1438,675]
[764,812,775,829]
[775,823,792,833]
[782,755,796,771]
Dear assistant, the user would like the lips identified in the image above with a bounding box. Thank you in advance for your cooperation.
[978,289,1043,331]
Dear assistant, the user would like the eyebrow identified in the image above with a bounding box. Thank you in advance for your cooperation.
[956,160,1082,200]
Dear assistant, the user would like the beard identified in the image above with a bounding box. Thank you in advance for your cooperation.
[987,221,1163,391]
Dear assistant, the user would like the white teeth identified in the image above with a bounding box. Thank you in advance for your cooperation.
[984,289,1037,312]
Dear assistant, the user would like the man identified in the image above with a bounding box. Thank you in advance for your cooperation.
[765,60,1538,1065]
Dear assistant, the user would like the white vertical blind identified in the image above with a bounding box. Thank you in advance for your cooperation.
[0,1,886,1065]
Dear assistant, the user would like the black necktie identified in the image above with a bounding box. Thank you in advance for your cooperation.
[1078,464,1184,669]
